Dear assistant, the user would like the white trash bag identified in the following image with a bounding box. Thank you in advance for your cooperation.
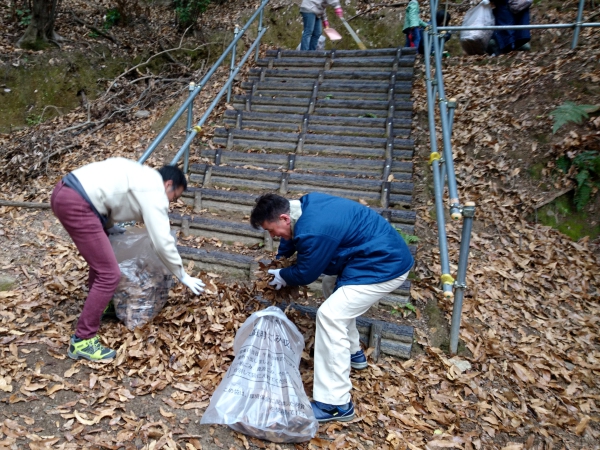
[200,306,318,443]
[460,0,495,55]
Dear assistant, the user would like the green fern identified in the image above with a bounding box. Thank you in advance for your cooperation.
[396,228,419,244]
[573,151,600,176]
[556,155,571,174]
[574,173,592,212]
[550,101,596,134]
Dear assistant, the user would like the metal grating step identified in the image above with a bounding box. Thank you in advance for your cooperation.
[241,80,414,95]
[179,187,417,226]
[173,213,417,262]
[264,48,416,58]
[197,149,413,177]
[248,68,414,82]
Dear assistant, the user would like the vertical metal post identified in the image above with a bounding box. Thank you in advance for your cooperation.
[571,0,585,49]
[432,159,454,300]
[424,21,453,299]
[255,6,264,62]
[184,82,195,174]
[423,31,439,161]
[440,98,457,191]
[432,29,462,220]
[447,98,456,132]
[227,26,239,104]
[450,202,476,354]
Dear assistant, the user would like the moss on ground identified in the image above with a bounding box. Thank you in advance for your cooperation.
[0,47,125,133]
[535,193,600,241]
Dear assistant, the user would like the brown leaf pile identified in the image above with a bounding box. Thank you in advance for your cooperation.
[407,25,600,449]
[253,257,304,305]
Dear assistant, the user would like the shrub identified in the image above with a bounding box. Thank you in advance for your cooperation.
[557,151,600,211]
[173,0,211,29]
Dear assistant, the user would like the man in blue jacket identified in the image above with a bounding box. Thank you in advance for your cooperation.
[250,193,414,423]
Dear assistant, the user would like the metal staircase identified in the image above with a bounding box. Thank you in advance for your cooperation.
[170,47,418,357]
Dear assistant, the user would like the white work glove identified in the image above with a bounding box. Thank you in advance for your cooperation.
[268,269,287,290]
[180,274,205,295]
[106,225,126,235]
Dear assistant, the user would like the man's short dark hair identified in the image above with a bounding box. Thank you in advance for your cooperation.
[158,165,187,191]
[250,193,290,229]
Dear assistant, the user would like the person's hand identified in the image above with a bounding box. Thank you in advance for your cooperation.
[180,274,205,295]
[323,19,329,29]
[335,7,343,18]
[106,225,126,235]
[267,269,287,290]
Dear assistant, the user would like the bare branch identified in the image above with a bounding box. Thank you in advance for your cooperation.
[102,25,204,97]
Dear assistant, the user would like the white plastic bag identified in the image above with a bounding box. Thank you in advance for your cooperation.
[296,35,326,51]
[109,228,174,330]
[460,0,495,55]
[201,306,318,443]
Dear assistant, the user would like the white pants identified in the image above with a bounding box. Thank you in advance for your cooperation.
[313,272,409,405]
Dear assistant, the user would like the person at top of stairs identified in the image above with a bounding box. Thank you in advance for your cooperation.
[50,158,205,362]
[250,192,414,423]
[299,0,343,51]
[488,0,531,55]
[403,0,428,49]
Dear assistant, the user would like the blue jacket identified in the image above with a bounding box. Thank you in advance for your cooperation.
[278,193,414,288]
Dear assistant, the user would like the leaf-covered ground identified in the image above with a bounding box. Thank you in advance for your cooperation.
[1,1,600,449]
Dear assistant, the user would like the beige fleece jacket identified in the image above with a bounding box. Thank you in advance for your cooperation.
[300,0,341,19]
[72,157,185,280]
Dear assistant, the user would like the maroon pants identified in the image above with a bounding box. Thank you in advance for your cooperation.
[50,181,121,339]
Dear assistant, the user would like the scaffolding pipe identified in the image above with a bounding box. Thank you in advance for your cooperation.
[423,32,439,160]
[431,24,461,220]
[138,0,269,165]
[256,8,264,62]
[227,26,239,103]
[449,202,476,354]
[170,27,268,166]
[423,31,454,299]
[184,82,195,174]
[439,23,600,31]
[138,89,198,164]
[572,0,586,49]
[432,161,454,299]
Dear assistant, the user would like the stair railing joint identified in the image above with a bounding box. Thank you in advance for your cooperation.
[287,154,296,171]
[193,191,202,212]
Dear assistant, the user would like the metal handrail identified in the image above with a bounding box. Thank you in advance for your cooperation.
[423,0,595,354]
[138,0,269,169]
[168,26,268,167]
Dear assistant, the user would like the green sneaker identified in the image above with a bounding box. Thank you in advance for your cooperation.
[68,335,116,361]
[102,301,117,320]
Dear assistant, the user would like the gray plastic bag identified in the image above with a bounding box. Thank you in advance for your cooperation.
[201,306,318,443]
[460,0,495,55]
[109,228,174,330]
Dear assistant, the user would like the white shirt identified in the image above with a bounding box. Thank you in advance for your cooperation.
[72,157,185,279]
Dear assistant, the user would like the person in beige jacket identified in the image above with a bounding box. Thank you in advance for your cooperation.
[300,0,343,50]
[50,157,205,361]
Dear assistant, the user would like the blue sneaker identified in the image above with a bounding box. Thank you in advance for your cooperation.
[350,349,368,370]
[311,400,355,423]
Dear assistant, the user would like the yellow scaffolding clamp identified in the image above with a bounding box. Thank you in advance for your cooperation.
[429,152,441,165]
[441,273,455,299]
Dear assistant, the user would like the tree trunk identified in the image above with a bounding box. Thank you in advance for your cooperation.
[17,0,62,49]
